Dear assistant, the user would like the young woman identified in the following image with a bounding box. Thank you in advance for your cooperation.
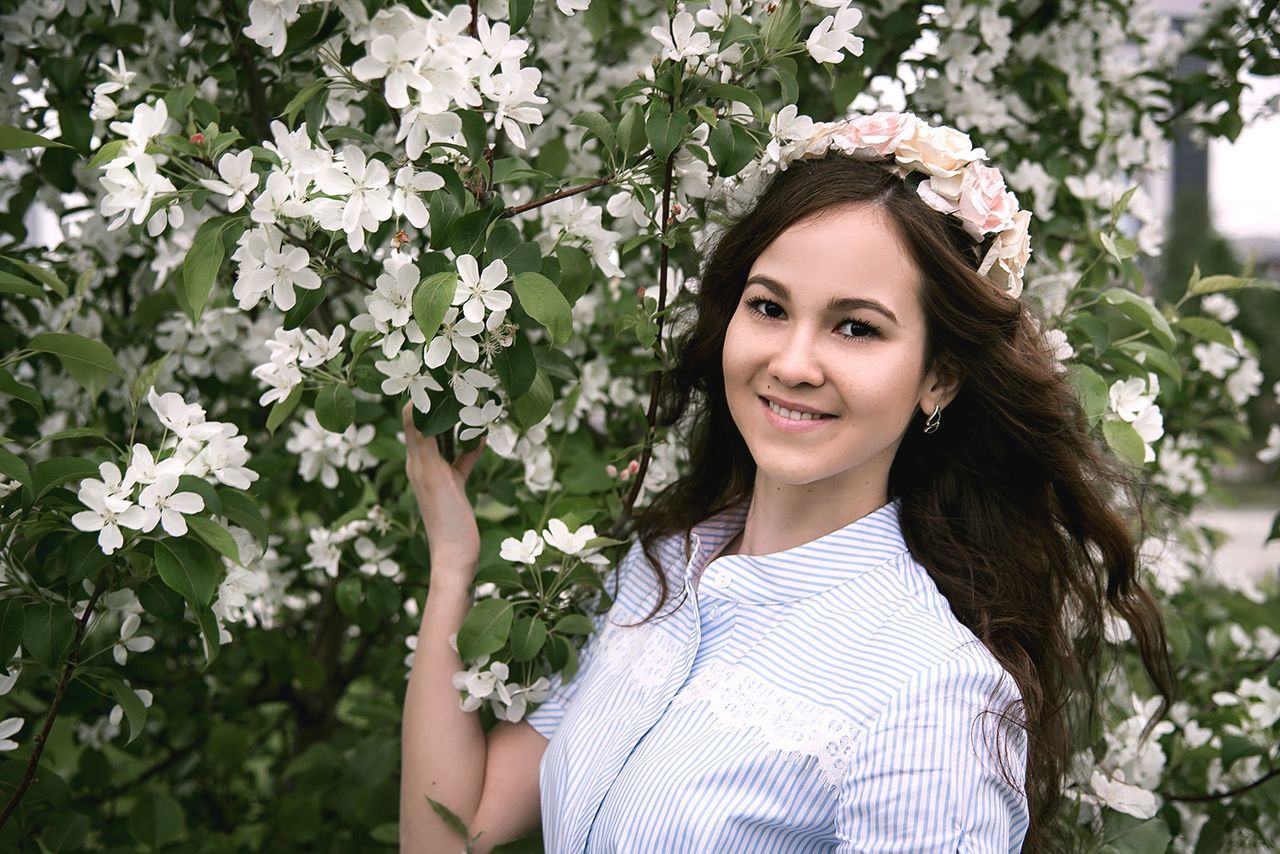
[399,113,1174,853]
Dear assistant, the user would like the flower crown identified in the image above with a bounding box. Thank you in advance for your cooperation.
[759,110,1032,299]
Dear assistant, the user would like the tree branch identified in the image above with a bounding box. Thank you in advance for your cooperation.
[607,145,679,539]
[0,583,106,828]
[219,0,272,141]
[1163,757,1280,802]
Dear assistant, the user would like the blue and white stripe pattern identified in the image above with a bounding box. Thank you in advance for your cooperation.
[526,498,1030,852]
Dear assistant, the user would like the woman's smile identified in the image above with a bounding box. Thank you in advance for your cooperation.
[759,395,838,432]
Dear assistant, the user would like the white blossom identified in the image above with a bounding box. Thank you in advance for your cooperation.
[113,613,155,665]
[500,530,545,565]
[0,717,23,751]
[200,150,260,212]
[651,12,712,63]
[453,255,512,324]
[311,145,394,252]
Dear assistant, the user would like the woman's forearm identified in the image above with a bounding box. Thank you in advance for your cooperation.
[400,566,486,853]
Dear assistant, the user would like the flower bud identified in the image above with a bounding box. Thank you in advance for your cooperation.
[605,464,618,478]
[190,133,205,144]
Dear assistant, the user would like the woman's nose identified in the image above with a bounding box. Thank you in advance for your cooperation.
[767,328,825,388]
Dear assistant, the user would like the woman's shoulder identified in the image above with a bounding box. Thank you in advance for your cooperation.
[820,552,1022,703]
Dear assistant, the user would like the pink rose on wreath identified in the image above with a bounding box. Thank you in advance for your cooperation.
[978,209,1033,298]
[957,161,1019,239]
[829,112,917,158]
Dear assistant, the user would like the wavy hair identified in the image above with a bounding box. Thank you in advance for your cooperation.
[621,155,1175,850]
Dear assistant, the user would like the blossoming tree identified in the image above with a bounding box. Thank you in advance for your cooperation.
[0,0,1278,849]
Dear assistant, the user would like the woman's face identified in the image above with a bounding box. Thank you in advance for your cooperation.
[721,203,956,497]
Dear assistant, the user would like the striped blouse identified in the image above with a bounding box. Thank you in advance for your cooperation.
[526,498,1030,853]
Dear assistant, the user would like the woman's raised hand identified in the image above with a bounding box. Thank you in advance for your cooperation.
[401,401,488,583]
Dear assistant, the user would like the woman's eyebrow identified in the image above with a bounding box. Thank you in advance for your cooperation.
[745,274,900,326]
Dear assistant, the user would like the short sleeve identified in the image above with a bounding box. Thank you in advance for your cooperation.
[835,661,1030,853]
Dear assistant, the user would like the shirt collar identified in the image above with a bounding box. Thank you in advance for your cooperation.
[686,497,910,604]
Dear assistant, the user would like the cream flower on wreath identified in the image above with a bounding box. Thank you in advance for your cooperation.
[757,110,1031,298]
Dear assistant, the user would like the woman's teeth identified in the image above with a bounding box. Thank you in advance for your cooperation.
[766,399,830,421]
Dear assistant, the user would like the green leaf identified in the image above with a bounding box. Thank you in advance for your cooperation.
[1098,813,1170,854]
[27,332,124,399]
[1099,289,1175,352]
[187,516,242,566]
[708,119,757,178]
[0,270,44,299]
[314,383,356,433]
[615,103,647,158]
[130,354,170,408]
[267,384,303,436]
[104,677,148,746]
[137,576,186,625]
[0,367,44,418]
[1,257,68,298]
[31,456,99,501]
[0,125,72,151]
[1186,274,1275,297]
[282,80,329,125]
[508,0,535,33]
[413,272,458,342]
[193,603,222,666]
[455,598,514,661]
[1177,316,1235,347]
[553,614,595,635]
[28,426,111,448]
[86,138,126,170]
[0,446,31,490]
[511,367,554,430]
[154,537,222,609]
[494,323,537,400]
[127,788,186,849]
[282,281,327,330]
[1117,342,1181,389]
[645,100,690,164]
[0,599,26,673]
[64,533,112,587]
[181,217,233,323]
[219,489,269,548]
[23,602,76,669]
[1099,231,1138,261]
[570,112,617,157]
[1109,184,1138,224]
[1102,418,1148,467]
[762,0,803,50]
[335,577,363,621]
[555,245,593,304]
[704,81,763,121]
[513,272,573,345]
[458,109,490,166]
[719,14,759,50]
[509,616,547,662]
[426,797,472,842]
[1267,511,1280,545]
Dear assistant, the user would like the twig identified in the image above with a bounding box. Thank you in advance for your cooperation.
[1163,760,1280,802]
[0,583,106,828]
[608,144,679,539]
[501,175,618,218]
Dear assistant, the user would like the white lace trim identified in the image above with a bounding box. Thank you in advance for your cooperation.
[593,616,685,691]
[672,662,860,790]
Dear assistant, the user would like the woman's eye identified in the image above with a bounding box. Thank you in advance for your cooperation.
[744,296,880,341]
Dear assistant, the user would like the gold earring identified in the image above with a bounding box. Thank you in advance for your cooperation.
[923,404,942,434]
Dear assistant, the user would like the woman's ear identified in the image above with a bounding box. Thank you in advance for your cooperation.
[921,356,963,413]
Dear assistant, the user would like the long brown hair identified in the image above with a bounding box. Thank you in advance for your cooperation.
[622,155,1175,850]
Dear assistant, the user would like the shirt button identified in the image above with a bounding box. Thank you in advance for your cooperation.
[708,567,732,588]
